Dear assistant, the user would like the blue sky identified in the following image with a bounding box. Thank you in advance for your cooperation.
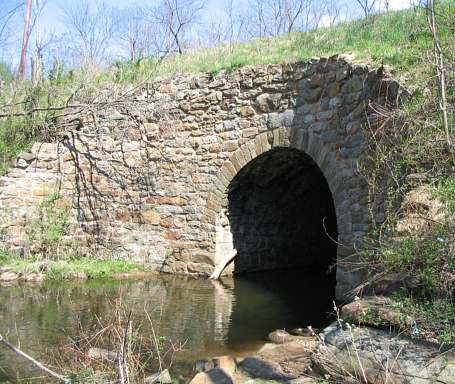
[1,0,411,68]
[4,0,411,37]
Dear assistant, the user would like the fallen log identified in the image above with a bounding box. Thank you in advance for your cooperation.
[0,333,70,383]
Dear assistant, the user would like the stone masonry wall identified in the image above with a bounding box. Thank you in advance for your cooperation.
[0,55,407,282]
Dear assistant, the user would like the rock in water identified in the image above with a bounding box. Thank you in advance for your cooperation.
[289,327,316,336]
[268,329,294,344]
[189,369,233,384]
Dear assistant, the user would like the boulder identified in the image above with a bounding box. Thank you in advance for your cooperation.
[356,272,418,296]
[341,296,414,328]
[23,273,46,282]
[239,357,292,381]
[212,356,237,374]
[0,271,19,281]
[313,323,455,384]
[396,185,447,234]
[189,368,233,384]
[238,337,316,381]
[268,329,295,344]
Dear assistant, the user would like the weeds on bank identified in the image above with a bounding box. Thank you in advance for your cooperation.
[0,298,182,384]
[53,298,184,383]
[392,295,455,344]
[352,2,455,344]
[26,193,70,254]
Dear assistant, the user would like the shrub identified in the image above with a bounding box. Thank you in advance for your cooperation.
[26,194,70,256]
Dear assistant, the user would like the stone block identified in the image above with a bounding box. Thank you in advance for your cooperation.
[256,93,282,112]
[302,87,322,102]
[254,133,270,155]
[222,140,239,152]
[343,76,364,93]
[223,161,237,179]
[241,127,258,138]
[217,172,230,188]
[239,106,255,117]
[141,210,161,225]
[240,146,253,163]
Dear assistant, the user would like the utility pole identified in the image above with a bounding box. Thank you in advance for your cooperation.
[18,0,32,81]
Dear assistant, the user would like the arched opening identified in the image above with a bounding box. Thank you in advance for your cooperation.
[223,147,339,344]
[227,147,338,276]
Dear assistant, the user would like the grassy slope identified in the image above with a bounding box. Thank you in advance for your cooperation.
[101,7,432,85]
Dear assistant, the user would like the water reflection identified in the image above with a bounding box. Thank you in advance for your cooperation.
[0,270,334,381]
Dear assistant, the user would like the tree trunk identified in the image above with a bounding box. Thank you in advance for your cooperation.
[18,0,32,81]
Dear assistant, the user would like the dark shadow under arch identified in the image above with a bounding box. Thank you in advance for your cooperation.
[227,147,338,275]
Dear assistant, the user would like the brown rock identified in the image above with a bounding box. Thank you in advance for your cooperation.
[160,217,174,228]
[164,231,182,240]
[212,356,237,375]
[222,140,239,152]
[239,106,255,117]
[128,128,142,141]
[140,210,160,225]
[268,329,295,344]
[0,271,19,281]
[341,296,414,327]
[189,369,233,384]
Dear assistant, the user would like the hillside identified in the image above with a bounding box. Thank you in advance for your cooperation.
[0,4,453,174]
[0,0,454,348]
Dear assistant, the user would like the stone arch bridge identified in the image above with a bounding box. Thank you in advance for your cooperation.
[0,56,406,295]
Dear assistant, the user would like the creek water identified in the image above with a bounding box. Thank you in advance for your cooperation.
[0,270,335,382]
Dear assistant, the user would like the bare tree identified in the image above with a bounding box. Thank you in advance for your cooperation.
[195,19,226,48]
[382,0,391,11]
[247,0,322,38]
[62,0,118,65]
[355,0,379,17]
[30,0,48,85]
[18,0,32,81]
[224,0,250,44]
[323,0,342,27]
[149,0,205,55]
[119,7,156,61]
[427,0,451,146]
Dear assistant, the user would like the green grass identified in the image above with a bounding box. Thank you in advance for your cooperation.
[99,7,436,85]
[392,294,455,344]
[370,224,454,299]
[0,254,145,280]
[434,178,455,214]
